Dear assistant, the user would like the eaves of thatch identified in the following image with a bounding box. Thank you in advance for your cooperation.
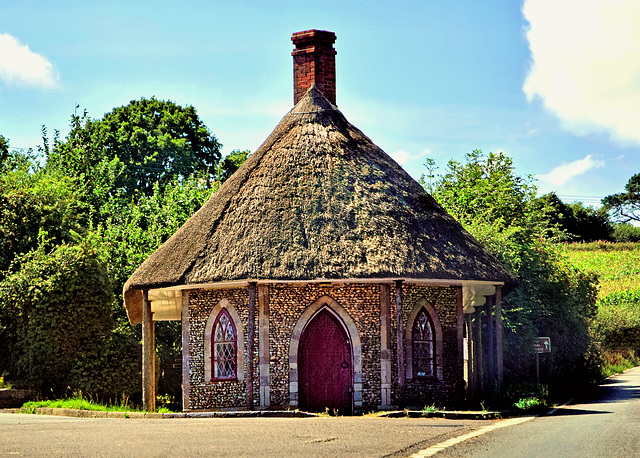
[124,86,515,324]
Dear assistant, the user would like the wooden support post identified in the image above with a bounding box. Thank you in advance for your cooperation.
[456,287,464,382]
[379,284,392,408]
[495,286,503,391]
[465,314,473,399]
[142,290,156,412]
[486,295,495,394]
[247,282,256,411]
[395,280,405,407]
[473,307,483,399]
[181,292,190,411]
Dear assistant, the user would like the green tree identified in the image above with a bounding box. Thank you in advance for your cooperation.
[215,149,251,184]
[430,150,537,229]
[0,237,113,395]
[0,135,9,171]
[567,202,612,242]
[531,193,612,242]
[611,223,640,242]
[1,103,249,403]
[100,174,212,301]
[603,173,640,223]
[99,175,213,404]
[0,157,88,277]
[425,150,599,396]
[47,98,222,202]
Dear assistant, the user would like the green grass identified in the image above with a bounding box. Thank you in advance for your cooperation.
[421,405,438,415]
[21,396,141,414]
[513,397,543,411]
[20,392,175,414]
[601,351,640,378]
[563,242,640,377]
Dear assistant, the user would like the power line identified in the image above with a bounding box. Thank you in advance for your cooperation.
[556,195,605,206]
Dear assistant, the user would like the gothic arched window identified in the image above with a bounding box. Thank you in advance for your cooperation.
[412,307,435,377]
[212,309,237,380]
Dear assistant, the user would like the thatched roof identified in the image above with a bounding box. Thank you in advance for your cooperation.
[124,86,514,323]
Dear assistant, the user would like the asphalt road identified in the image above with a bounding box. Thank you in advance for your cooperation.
[433,366,640,457]
[0,411,497,457]
[2,367,638,457]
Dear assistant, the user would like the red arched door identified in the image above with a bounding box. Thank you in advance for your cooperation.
[298,309,352,415]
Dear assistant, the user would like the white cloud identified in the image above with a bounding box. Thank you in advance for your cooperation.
[391,149,410,166]
[0,33,58,88]
[390,148,431,166]
[522,0,640,145]
[539,155,605,186]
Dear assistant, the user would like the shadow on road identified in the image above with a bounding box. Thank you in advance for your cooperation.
[546,407,611,417]
[578,383,640,404]
[551,369,640,416]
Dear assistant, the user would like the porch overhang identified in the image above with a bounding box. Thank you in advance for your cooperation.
[128,277,505,324]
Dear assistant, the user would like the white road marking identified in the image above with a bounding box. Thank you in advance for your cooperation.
[546,399,574,416]
[410,416,535,457]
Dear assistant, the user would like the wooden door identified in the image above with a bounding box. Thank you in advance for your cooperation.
[298,309,352,415]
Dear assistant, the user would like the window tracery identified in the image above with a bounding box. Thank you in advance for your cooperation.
[412,307,435,378]
[212,309,237,380]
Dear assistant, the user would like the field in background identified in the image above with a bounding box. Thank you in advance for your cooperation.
[563,242,640,376]
[562,242,640,298]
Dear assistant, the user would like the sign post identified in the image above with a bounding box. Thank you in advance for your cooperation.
[534,337,551,383]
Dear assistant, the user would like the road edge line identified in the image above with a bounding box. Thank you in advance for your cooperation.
[546,398,574,416]
[409,416,535,457]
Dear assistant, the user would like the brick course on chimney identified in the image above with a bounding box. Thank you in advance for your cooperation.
[292,30,337,106]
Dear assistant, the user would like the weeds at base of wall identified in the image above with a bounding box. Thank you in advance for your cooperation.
[19,390,176,414]
[422,405,438,415]
[513,397,545,412]
[0,376,12,390]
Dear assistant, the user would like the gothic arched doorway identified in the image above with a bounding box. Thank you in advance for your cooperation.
[298,308,353,415]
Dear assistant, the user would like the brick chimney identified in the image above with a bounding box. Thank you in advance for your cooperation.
[292,30,337,106]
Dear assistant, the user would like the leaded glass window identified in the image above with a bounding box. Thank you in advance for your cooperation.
[212,309,237,380]
[413,308,435,377]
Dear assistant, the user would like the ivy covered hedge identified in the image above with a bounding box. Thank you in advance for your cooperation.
[0,239,140,398]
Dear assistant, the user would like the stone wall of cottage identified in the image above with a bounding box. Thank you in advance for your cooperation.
[389,284,465,408]
[267,283,381,410]
[185,282,464,411]
[187,288,257,410]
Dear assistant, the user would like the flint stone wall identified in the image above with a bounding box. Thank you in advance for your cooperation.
[185,282,463,411]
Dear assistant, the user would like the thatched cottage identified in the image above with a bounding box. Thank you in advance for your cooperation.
[124,30,514,414]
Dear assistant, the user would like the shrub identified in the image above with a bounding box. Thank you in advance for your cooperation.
[612,223,640,243]
[0,238,112,396]
[593,290,640,352]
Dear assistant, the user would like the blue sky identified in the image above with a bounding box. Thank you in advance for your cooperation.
[2,0,639,206]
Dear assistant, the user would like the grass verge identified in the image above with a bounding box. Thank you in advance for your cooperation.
[20,393,174,414]
[21,397,140,414]
[601,350,640,378]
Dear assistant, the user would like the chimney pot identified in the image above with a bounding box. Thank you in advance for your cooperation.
[292,30,337,105]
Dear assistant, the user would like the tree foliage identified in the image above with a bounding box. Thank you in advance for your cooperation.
[0,135,9,171]
[0,238,113,395]
[427,150,537,229]
[603,173,640,223]
[46,98,222,201]
[100,175,213,325]
[531,193,612,242]
[425,150,600,394]
[611,223,640,243]
[0,148,88,277]
[0,106,240,404]
[214,149,251,183]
